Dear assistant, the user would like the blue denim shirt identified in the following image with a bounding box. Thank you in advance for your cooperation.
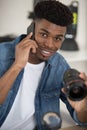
[0,35,87,129]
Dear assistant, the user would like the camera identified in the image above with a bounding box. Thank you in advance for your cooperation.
[63,68,87,101]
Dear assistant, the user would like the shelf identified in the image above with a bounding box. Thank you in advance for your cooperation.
[59,48,87,62]
[58,48,87,73]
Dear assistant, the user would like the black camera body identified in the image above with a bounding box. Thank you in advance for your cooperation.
[63,68,87,101]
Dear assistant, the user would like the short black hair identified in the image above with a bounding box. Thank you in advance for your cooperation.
[34,0,73,26]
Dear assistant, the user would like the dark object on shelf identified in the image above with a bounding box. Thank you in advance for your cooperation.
[61,37,79,51]
[63,68,87,101]
[60,1,79,51]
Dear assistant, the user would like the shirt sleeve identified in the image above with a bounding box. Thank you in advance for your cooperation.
[73,110,87,126]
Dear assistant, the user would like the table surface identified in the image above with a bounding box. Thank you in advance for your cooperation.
[59,125,87,130]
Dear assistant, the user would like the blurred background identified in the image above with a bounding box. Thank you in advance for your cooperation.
[0,0,87,48]
[0,0,87,128]
[0,0,87,69]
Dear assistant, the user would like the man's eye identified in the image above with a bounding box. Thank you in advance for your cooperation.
[40,33,47,37]
[55,37,64,42]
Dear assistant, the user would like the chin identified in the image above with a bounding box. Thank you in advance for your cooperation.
[39,55,51,61]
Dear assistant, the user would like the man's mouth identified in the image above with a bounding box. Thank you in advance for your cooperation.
[38,47,55,57]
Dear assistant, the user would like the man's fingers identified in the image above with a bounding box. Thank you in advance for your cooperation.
[79,72,87,80]
[20,40,38,48]
[19,42,37,54]
[26,32,33,39]
[61,87,67,94]
[79,72,87,86]
[29,46,37,53]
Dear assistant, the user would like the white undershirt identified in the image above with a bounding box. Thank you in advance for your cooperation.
[1,62,45,130]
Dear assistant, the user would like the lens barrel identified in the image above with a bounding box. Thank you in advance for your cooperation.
[63,69,87,101]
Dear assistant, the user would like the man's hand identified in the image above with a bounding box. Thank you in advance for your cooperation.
[67,72,87,112]
[62,72,87,112]
[14,33,38,69]
[62,72,87,123]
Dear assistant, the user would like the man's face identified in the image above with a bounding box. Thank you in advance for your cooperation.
[29,19,66,63]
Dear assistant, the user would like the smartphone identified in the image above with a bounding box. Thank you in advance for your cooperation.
[27,21,35,40]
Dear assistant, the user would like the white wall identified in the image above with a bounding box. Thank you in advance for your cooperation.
[0,0,87,49]
[0,0,33,36]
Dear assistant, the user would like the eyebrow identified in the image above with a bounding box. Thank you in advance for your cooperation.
[40,28,65,37]
[40,28,49,33]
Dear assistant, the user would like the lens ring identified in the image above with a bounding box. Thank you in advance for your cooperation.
[68,85,86,101]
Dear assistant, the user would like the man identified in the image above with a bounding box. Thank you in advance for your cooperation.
[0,1,87,130]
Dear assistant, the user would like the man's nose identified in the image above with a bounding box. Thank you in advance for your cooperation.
[45,37,54,48]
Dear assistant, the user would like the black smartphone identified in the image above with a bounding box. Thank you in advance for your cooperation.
[27,21,35,40]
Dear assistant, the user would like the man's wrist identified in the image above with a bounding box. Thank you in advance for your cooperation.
[11,62,23,72]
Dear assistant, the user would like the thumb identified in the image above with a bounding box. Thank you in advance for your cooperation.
[61,87,67,94]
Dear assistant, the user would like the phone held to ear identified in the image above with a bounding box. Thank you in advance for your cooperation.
[27,21,35,40]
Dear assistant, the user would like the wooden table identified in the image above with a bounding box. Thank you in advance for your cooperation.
[59,125,87,130]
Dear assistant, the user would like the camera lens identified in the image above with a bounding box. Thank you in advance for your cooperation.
[63,68,87,101]
[68,82,86,101]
